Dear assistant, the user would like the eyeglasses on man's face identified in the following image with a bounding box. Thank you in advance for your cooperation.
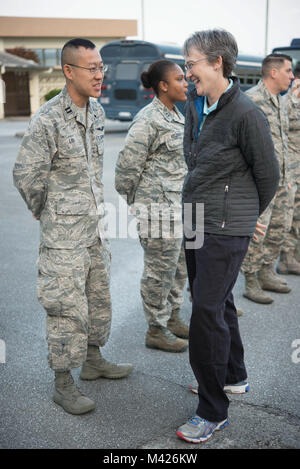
[67,64,108,75]
[184,57,207,72]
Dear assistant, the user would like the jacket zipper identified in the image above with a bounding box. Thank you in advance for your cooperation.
[221,184,229,229]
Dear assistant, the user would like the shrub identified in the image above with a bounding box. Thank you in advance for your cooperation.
[44,89,62,101]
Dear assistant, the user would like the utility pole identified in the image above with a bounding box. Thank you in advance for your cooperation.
[265,0,269,56]
[141,0,145,41]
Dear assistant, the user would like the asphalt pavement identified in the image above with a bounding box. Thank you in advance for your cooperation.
[0,118,299,454]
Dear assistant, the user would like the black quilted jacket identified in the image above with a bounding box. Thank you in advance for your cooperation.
[182,77,280,237]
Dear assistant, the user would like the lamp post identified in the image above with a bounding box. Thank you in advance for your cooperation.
[141,0,145,41]
[265,0,269,55]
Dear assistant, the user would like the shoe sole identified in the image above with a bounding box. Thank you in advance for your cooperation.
[176,418,229,443]
[145,343,188,353]
[188,384,198,394]
[224,383,250,394]
[277,271,300,276]
[169,333,189,340]
[260,286,291,293]
[188,383,250,395]
[80,372,132,380]
[277,267,300,276]
[242,293,273,304]
[80,366,134,380]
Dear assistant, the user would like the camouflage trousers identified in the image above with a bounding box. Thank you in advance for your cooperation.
[241,185,294,274]
[37,239,112,371]
[282,182,300,253]
[138,220,187,328]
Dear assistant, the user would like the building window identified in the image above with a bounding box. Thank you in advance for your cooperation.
[32,49,61,67]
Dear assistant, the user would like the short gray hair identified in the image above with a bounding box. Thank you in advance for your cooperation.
[183,29,238,78]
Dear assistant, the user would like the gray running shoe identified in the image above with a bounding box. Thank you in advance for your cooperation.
[176,415,229,443]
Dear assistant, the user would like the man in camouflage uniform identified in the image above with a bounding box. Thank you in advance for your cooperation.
[277,68,300,274]
[115,91,189,353]
[13,38,133,415]
[241,53,295,304]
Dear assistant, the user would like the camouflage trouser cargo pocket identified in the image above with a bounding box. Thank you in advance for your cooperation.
[36,242,112,371]
[139,235,186,328]
[141,272,164,309]
[37,273,62,316]
[140,237,163,308]
[283,183,300,252]
[37,247,83,317]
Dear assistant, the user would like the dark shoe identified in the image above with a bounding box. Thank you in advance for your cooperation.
[53,371,95,415]
[80,346,133,380]
[167,309,189,339]
[243,272,274,304]
[146,326,188,352]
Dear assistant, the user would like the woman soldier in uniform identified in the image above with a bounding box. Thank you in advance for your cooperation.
[115,60,189,352]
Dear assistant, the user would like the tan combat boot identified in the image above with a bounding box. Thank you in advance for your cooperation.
[53,371,95,415]
[258,264,291,293]
[80,345,133,380]
[167,309,189,339]
[277,251,300,275]
[243,272,274,304]
[145,326,188,352]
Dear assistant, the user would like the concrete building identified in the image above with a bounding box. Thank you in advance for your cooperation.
[0,16,138,118]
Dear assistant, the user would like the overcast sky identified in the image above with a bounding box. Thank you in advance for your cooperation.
[1,0,299,56]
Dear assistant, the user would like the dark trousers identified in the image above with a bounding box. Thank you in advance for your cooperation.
[185,233,250,422]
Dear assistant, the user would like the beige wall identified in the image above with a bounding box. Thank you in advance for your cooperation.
[27,69,66,115]
[38,70,65,106]
[1,37,122,52]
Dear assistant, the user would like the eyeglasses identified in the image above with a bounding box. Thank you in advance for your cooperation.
[67,64,108,75]
[184,58,207,72]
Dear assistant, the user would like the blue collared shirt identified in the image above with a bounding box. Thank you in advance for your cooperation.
[195,78,233,135]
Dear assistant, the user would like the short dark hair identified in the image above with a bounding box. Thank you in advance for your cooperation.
[183,29,238,78]
[61,38,96,68]
[140,59,177,95]
[294,61,300,78]
[262,53,292,78]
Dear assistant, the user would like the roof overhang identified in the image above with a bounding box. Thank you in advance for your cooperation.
[0,51,48,71]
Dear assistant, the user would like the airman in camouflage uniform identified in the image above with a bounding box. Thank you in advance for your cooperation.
[277,76,300,274]
[13,39,133,415]
[241,53,295,304]
[115,95,189,352]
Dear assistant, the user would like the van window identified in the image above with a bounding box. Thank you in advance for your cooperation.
[116,63,139,80]
[102,45,157,59]
[101,45,121,58]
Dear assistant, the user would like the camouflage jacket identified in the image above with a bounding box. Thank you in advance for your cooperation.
[283,88,300,182]
[246,80,290,186]
[115,97,186,220]
[13,86,106,249]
